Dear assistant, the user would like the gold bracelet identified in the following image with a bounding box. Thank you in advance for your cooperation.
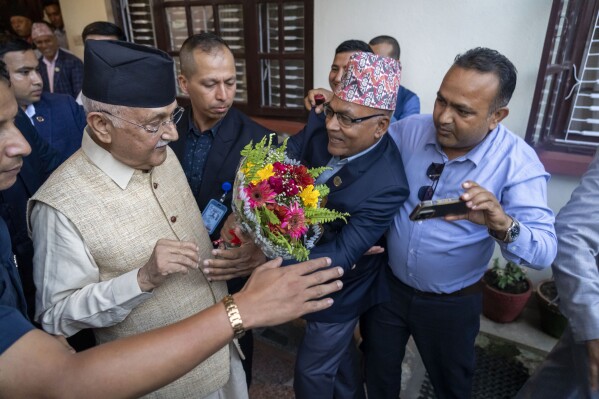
[223,294,245,339]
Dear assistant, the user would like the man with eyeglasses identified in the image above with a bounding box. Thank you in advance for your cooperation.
[287,51,410,399]
[360,47,557,399]
[30,40,254,398]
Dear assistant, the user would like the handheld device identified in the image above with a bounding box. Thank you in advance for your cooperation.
[409,198,469,221]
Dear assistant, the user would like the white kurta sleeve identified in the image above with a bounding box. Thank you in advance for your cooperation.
[32,202,152,336]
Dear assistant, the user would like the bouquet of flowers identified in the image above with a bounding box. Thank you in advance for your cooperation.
[232,134,348,261]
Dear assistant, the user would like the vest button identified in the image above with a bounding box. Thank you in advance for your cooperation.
[153,183,158,189]
[170,216,177,223]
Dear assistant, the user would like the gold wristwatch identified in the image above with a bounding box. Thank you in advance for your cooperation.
[223,294,245,339]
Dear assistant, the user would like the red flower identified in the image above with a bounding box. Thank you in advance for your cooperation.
[228,229,242,246]
[293,165,314,187]
[268,176,285,194]
[273,162,291,175]
[285,179,299,196]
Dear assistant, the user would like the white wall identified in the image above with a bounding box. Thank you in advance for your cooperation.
[314,0,580,283]
[314,0,550,137]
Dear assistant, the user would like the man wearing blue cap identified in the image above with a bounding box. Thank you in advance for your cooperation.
[30,40,248,398]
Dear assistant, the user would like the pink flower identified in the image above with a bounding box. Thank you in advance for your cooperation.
[244,180,276,208]
[280,202,308,240]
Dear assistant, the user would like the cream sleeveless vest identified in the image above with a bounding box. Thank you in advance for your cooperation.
[31,148,230,398]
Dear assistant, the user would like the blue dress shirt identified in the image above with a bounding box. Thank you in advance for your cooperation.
[386,115,557,293]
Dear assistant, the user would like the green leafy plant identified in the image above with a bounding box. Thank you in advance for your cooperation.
[484,258,529,294]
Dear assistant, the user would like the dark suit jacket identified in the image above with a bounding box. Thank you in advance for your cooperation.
[32,92,86,159]
[0,109,64,320]
[287,110,410,322]
[39,49,84,99]
[171,106,272,241]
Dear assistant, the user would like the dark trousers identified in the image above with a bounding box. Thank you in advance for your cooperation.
[294,318,365,399]
[361,267,482,399]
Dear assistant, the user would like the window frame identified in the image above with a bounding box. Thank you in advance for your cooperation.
[525,0,599,176]
[149,0,312,120]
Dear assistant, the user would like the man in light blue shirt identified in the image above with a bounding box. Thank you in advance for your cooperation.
[361,47,557,399]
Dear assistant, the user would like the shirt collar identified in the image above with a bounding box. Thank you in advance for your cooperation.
[81,128,136,190]
[426,124,501,166]
[42,50,59,66]
[188,110,223,138]
[24,104,36,125]
[338,136,384,165]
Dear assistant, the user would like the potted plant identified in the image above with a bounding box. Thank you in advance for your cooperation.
[536,279,568,338]
[482,258,532,323]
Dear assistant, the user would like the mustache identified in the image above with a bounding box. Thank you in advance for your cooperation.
[155,139,170,148]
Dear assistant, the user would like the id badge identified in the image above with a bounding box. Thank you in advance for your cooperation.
[202,199,228,235]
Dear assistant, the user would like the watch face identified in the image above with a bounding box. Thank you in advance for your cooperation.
[508,220,520,242]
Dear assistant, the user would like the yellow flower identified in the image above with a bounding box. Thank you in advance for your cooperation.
[252,164,274,184]
[243,162,254,175]
[300,185,319,208]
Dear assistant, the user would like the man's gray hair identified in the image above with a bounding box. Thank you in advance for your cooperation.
[80,93,126,127]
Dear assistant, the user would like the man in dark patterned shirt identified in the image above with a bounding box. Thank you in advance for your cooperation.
[170,32,272,387]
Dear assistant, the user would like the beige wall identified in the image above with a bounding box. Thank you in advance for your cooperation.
[59,0,114,59]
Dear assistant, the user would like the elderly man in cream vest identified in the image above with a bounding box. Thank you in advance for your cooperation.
[29,40,247,398]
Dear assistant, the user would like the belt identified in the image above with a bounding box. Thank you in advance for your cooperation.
[393,273,483,298]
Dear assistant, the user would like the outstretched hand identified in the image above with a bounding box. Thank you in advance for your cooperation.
[235,257,343,329]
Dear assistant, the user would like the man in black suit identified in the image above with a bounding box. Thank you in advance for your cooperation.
[170,32,271,387]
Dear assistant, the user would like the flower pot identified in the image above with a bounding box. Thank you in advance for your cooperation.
[536,280,568,338]
[482,273,532,323]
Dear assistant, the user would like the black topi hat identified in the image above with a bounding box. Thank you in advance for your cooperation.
[82,40,176,108]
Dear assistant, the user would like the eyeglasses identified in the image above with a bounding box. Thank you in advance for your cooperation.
[323,102,385,128]
[99,106,184,135]
[418,162,445,201]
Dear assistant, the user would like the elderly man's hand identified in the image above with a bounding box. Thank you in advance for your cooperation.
[137,239,200,292]
[203,228,266,281]
[303,88,333,113]
[235,257,343,329]
[444,180,513,234]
